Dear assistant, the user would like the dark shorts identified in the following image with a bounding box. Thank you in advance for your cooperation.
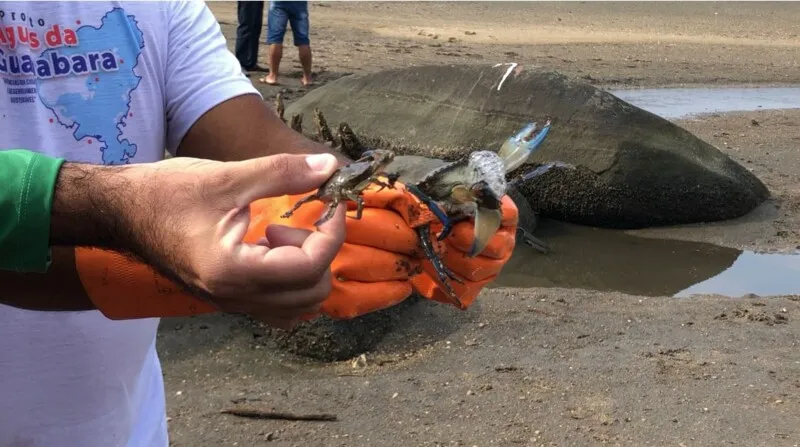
[266,1,310,46]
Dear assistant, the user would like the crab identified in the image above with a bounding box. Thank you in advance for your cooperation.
[280,149,399,227]
[397,120,570,306]
[406,119,568,251]
[277,95,399,226]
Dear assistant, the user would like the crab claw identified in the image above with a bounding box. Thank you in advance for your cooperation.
[467,181,504,258]
[498,120,552,173]
[470,206,503,257]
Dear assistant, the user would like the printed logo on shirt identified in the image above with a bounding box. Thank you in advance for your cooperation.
[0,8,145,165]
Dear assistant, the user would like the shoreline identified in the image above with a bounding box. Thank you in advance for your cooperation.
[600,82,800,90]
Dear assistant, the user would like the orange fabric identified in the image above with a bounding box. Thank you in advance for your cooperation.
[74,247,218,320]
[355,186,519,309]
[244,188,421,319]
[74,180,517,321]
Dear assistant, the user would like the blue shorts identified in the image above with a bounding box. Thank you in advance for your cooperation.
[266,1,310,46]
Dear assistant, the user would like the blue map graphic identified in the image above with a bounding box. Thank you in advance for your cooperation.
[37,8,144,165]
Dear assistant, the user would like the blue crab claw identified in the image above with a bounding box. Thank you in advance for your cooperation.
[498,120,552,173]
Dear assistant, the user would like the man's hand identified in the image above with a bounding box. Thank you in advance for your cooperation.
[54,153,346,326]
[243,189,423,320]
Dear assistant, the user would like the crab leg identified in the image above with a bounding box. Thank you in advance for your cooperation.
[497,120,552,173]
[415,225,464,307]
[518,228,549,254]
[369,175,396,192]
[345,191,365,220]
[405,184,452,233]
[313,108,335,144]
[280,194,320,219]
[313,197,341,227]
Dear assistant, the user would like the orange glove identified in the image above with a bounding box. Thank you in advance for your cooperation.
[75,181,517,321]
[352,183,519,310]
[243,190,423,319]
[74,247,219,320]
[75,185,426,321]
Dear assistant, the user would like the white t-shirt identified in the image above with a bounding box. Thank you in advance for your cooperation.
[0,2,259,445]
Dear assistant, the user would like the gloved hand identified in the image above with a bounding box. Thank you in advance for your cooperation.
[244,189,424,319]
[77,178,517,321]
[75,183,426,323]
[350,183,519,310]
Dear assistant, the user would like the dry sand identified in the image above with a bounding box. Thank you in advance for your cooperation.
[160,3,800,446]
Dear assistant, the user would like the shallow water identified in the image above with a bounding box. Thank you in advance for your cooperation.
[606,86,800,119]
[491,220,800,298]
[488,86,800,297]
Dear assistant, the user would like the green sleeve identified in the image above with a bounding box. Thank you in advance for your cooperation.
[0,150,65,273]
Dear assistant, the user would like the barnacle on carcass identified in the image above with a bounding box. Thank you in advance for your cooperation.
[290,113,303,133]
[274,93,286,124]
[337,122,364,160]
[314,108,336,145]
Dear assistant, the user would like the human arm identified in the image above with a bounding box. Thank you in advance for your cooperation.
[0,1,350,318]
[0,152,347,326]
[0,150,95,311]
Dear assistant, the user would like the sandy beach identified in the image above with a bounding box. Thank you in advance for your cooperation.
[160,3,800,445]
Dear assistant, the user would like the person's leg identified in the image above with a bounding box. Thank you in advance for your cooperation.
[288,1,313,86]
[234,1,265,72]
[262,3,289,85]
[297,45,312,86]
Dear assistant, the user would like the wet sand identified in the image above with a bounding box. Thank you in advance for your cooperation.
[160,3,800,445]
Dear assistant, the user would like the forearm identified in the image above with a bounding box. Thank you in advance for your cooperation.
[49,161,141,251]
[0,156,145,311]
[176,93,352,165]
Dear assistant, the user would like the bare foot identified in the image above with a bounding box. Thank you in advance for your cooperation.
[259,74,279,85]
[302,75,313,87]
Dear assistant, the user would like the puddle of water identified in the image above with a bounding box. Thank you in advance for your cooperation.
[606,87,800,119]
[675,251,800,298]
[490,219,800,298]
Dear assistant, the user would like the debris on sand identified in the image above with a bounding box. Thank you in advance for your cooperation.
[220,407,338,422]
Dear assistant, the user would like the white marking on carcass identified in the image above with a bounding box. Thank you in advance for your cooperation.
[492,62,518,91]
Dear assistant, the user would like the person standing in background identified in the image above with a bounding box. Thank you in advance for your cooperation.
[234,0,267,76]
[259,0,313,86]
